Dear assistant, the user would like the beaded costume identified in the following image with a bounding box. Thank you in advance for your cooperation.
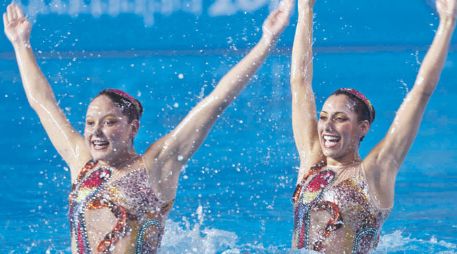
[292,161,390,253]
[69,160,173,254]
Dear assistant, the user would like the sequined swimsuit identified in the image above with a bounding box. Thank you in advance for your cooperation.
[292,162,391,253]
[69,160,173,254]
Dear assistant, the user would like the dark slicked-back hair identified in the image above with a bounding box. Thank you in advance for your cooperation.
[331,88,375,142]
[95,89,143,123]
[331,88,375,124]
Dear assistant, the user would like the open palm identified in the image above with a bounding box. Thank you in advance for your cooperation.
[436,0,457,19]
[3,4,31,46]
[298,0,315,10]
[262,0,293,41]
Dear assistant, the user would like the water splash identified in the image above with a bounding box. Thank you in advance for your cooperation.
[160,205,238,253]
[375,230,457,253]
[159,207,457,253]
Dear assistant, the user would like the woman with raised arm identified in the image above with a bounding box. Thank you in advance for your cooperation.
[3,1,292,253]
[290,0,456,253]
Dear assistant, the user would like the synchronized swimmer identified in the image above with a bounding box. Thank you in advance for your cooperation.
[3,0,456,253]
[290,0,456,252]
[3,1,292,253]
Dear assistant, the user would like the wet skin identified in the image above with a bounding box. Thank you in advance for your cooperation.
[84,95,139,165]
[318,94,369,165]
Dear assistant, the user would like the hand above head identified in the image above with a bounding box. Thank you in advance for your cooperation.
[3,3,32,47]
[262,0,293,43]
[436,0,457,20]
[298,0,315,11]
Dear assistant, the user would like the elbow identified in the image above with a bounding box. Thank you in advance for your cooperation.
[290,70,304,85]
[28,94,54,112]
[290,72,311,89]
[204,94,230,114]
[411,85,435,100]
[419,90,434,99]
[414,73,440,98]
[28,97,42,111]
[290,77,305,89]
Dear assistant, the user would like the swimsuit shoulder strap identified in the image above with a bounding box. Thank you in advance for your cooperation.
[71,160,99,191]
[292,160,327,203]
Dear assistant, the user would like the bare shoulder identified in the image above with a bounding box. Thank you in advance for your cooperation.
[362,145,398,209]
[297,151,325,185]
[143,134,172,168]
[364,139,402,180]
[67,141,92,183]
[141,134,181,187]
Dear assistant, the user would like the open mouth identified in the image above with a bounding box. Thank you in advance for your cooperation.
[323,134,341,148]
[91,140,109,150]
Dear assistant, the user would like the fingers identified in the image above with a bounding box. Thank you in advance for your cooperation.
[277,0,292,14]
[3,13,8,26]
[15,4,25,19]
[266,0,292,25]
[436,0,457,19]
[437,0,445,8]
[5,3,25,22]
[280,0,294,12]
[7,4,17,21]
[5,5,11,23]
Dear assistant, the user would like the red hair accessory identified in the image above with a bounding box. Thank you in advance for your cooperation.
[104,89,143,119]
[338,88,375,123]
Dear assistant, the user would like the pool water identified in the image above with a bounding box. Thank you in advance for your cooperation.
[1,0,457,253]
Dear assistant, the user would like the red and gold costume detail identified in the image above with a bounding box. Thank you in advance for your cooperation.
[292,161,390,253]
[69,160,173,253]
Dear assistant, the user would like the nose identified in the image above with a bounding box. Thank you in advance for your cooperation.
[93,123,103,136]
[323,118,335,132]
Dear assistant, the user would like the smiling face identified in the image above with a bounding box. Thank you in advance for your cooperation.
[318,94,369,162]
[84,95,138,163]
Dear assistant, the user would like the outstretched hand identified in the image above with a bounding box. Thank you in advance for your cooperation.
[436,0,457,20]
[298,0,315,11]
[3,3,31,47]
[262,0,293,42]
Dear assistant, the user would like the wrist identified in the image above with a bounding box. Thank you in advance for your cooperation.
[439,16,456,27]
[298,6,313,16]
[12,40,31,51]
[260,34,278,49]
[437,16,456,36]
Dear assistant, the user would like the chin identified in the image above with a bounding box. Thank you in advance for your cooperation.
[323,150,340,160]
[320,144,340,158]
[90,150,113,162]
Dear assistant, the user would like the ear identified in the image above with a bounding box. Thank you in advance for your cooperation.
[130,119,139,138]
[359,120,370,137]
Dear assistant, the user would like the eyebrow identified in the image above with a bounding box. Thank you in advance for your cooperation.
[320,111,349,116]
[85,113,118,119]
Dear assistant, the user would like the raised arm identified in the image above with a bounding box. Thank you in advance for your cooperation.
[364,0,457,207]
[291,0,323,180]
[144,0,293,202]
[3,4,90,179]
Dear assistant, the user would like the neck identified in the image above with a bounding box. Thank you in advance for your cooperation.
[104,149,138,169]
[326,153,361,167]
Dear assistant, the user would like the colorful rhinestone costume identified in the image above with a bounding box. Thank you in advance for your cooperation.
[292,161,391,253]
[69,160,173,254]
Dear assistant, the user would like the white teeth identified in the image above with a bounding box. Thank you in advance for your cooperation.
[323,135,340,142]
[323,135,340,148]
[92,140,109,150]
[92,140,108,145]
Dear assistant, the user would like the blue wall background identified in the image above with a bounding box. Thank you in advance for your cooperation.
[0,0,446,53]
